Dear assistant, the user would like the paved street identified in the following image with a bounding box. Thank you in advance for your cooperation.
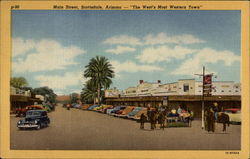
[11,104,241,150]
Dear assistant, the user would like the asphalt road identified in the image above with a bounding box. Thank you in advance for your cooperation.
[10,104,241,150]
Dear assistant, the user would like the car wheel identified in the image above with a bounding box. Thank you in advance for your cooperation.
[36,124,41,130]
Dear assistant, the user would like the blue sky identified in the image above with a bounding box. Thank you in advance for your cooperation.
[11,10,241,95]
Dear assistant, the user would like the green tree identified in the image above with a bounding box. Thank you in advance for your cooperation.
[83,56,114,104]
[10,77,28,88]
[70,93,79,104]
[33,86,57,103]
[81,80,97,104]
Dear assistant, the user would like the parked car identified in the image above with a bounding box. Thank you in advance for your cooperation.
[82,104,91,110]
[43,103,54,111]
[110,106,126,116]
[93,105,104,111]
[99,105,113,113]
[133,107,148,120]
[106,107,116,115]
[103,106,114,114]
[15,105,45,117]
[17,110,50,130]
[116,106,135,118]
[72,103,81,109]
[87,104,100,110]
[107,105,124,115]
[94,105,113,112]
[127,107,143,119]
[224,108,241,124]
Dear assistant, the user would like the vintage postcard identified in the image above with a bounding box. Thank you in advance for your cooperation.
[0,0,249,159]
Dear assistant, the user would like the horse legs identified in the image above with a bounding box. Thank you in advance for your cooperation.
[161,123,164,130]
[140,122,144,129]
[150,122,154,130]
[223,123,226,132]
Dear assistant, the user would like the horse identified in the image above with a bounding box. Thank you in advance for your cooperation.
[217,112,230,132]
[205,110,230,133]
[158,112,166,130]
[148,110,158,130]
[205,110,215,132]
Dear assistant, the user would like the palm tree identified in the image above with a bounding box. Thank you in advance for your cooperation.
[84,56,114,104]
[81,80,98,104]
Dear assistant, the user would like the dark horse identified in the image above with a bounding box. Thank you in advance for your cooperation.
[217,112,230,132]
[148,110,166,130]
[148,110,158,130]
[158,112,166,130]
[205,110,230,132]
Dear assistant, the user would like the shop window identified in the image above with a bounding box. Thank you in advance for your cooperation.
[183,84,189,92]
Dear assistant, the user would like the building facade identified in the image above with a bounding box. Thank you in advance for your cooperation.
[104,79,241,118]
[105,79,241,98]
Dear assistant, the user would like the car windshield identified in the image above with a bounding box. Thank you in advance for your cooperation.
[26,111,41,116]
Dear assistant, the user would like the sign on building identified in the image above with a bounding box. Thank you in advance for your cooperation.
[203,75,212,96]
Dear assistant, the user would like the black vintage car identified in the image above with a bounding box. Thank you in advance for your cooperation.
[17,110,50,130]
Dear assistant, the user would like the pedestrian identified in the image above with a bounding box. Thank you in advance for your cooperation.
[140,113,147,129]
[67,104,70,110]
[177,105,182,115]
[177,105,183,121]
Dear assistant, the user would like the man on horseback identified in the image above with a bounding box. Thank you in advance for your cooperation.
[211,102,219,121]
[206,103,230,133]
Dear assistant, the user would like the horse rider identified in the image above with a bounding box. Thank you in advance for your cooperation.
[211,102,219,121]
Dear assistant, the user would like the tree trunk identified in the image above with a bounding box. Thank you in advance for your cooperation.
[97,85,100,105]
[93,94,96,105]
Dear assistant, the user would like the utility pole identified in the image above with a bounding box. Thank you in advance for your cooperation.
[195,66,213,129]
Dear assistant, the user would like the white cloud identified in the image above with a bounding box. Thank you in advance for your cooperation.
[103,35,142,45]
[103,33,204,47]
[35,71,87,90]
[110,60,163,74]
[12,38,85,73]
[144,32,205,45]
[137,45,196,63]
[172,48,240,76]
[12,38,37,57]
[105,46,136,54]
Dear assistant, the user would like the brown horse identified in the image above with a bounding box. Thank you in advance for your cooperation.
[217,112,230,132]
[158,112,166,130]
[148,110,158,130]
[205,110,230,132]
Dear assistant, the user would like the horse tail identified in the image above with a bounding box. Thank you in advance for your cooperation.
[227,114,230,127]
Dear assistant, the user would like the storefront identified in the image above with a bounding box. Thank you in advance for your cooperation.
[10,95,42,113]
[105,95,241,118]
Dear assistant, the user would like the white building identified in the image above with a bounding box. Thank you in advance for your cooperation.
[105,79,241,97]
[195,81,241,95]
[105,87,121,98]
